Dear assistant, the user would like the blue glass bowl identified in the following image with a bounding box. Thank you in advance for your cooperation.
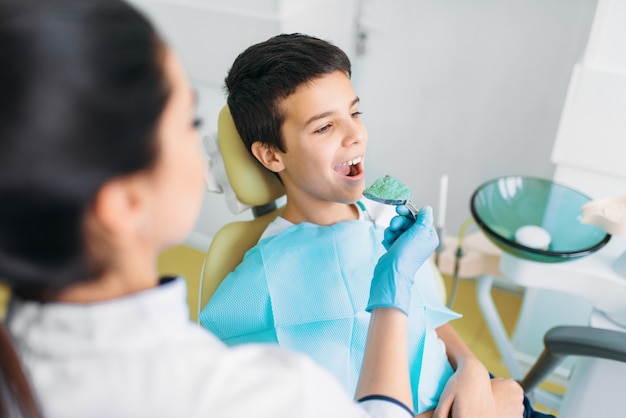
[470,176,611,263]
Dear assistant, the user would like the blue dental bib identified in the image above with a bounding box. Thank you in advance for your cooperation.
[200,220,460,413]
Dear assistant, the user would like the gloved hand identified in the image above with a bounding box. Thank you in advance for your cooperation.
[367,205,439,314]
[382,204,415,250]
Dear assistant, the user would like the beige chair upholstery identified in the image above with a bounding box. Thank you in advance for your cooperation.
[199,106,285,309]
[216,106,284,208]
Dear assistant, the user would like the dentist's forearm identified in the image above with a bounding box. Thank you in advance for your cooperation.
[356,307,413,410]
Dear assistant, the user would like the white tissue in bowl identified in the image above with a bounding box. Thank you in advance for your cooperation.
[515,225,551,250]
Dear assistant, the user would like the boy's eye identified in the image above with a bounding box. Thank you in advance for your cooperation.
[352,111,363,118]
[193,117,203,129]
[315,124,331,134]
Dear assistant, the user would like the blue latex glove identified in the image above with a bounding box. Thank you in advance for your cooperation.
[367,205,439,314]
[382,204,415,250]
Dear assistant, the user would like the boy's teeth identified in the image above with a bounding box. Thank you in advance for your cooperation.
[334,156,363,176]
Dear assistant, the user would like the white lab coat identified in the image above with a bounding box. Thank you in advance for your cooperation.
[6,277,410,418]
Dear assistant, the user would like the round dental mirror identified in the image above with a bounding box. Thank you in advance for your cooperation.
[470,176,611,263]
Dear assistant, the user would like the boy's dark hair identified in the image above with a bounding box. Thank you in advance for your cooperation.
[225,33,352,154]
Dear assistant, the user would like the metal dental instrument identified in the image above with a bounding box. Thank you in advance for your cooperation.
[363,193,419,219]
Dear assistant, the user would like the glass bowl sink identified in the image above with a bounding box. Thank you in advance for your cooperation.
[470,176,611,263]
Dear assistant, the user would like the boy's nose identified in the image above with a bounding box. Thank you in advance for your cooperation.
[342,121,366,146]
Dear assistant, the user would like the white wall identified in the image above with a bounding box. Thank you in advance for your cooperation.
[354,0,598,237]
[129,0,599,249]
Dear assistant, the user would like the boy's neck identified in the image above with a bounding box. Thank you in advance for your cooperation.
[282,199,360,226]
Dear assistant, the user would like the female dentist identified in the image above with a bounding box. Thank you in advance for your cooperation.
[0,1,441,417]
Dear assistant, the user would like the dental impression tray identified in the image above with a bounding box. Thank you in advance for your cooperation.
[363,175,412,203]
[363,175,419,217]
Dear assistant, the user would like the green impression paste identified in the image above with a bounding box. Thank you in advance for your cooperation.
[363,175,412,201]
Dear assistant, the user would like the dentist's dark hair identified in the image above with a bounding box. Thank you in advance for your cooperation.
[0,0,169,298]
[0,0,169,415]
[225,33,352,154]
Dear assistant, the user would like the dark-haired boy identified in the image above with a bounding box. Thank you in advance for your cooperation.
[200,33,551,418]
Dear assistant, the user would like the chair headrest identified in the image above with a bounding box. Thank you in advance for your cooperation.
[205,105,285,213]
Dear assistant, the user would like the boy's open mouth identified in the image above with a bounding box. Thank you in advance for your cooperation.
[334,156,363,177]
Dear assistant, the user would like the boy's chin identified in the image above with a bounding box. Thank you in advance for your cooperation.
[344,191,365,205]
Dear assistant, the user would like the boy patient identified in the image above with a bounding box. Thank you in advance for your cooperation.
[200,33,549,418]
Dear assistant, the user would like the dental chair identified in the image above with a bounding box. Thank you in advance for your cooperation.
[198,105,285,310]
[199,104,447,312]
[520,325,626,416]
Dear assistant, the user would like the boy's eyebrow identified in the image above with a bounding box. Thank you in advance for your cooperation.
[304,97,360,127]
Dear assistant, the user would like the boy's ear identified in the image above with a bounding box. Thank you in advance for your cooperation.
[251,141,285,173]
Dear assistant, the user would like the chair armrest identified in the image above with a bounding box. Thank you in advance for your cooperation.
[520,325,626,392]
